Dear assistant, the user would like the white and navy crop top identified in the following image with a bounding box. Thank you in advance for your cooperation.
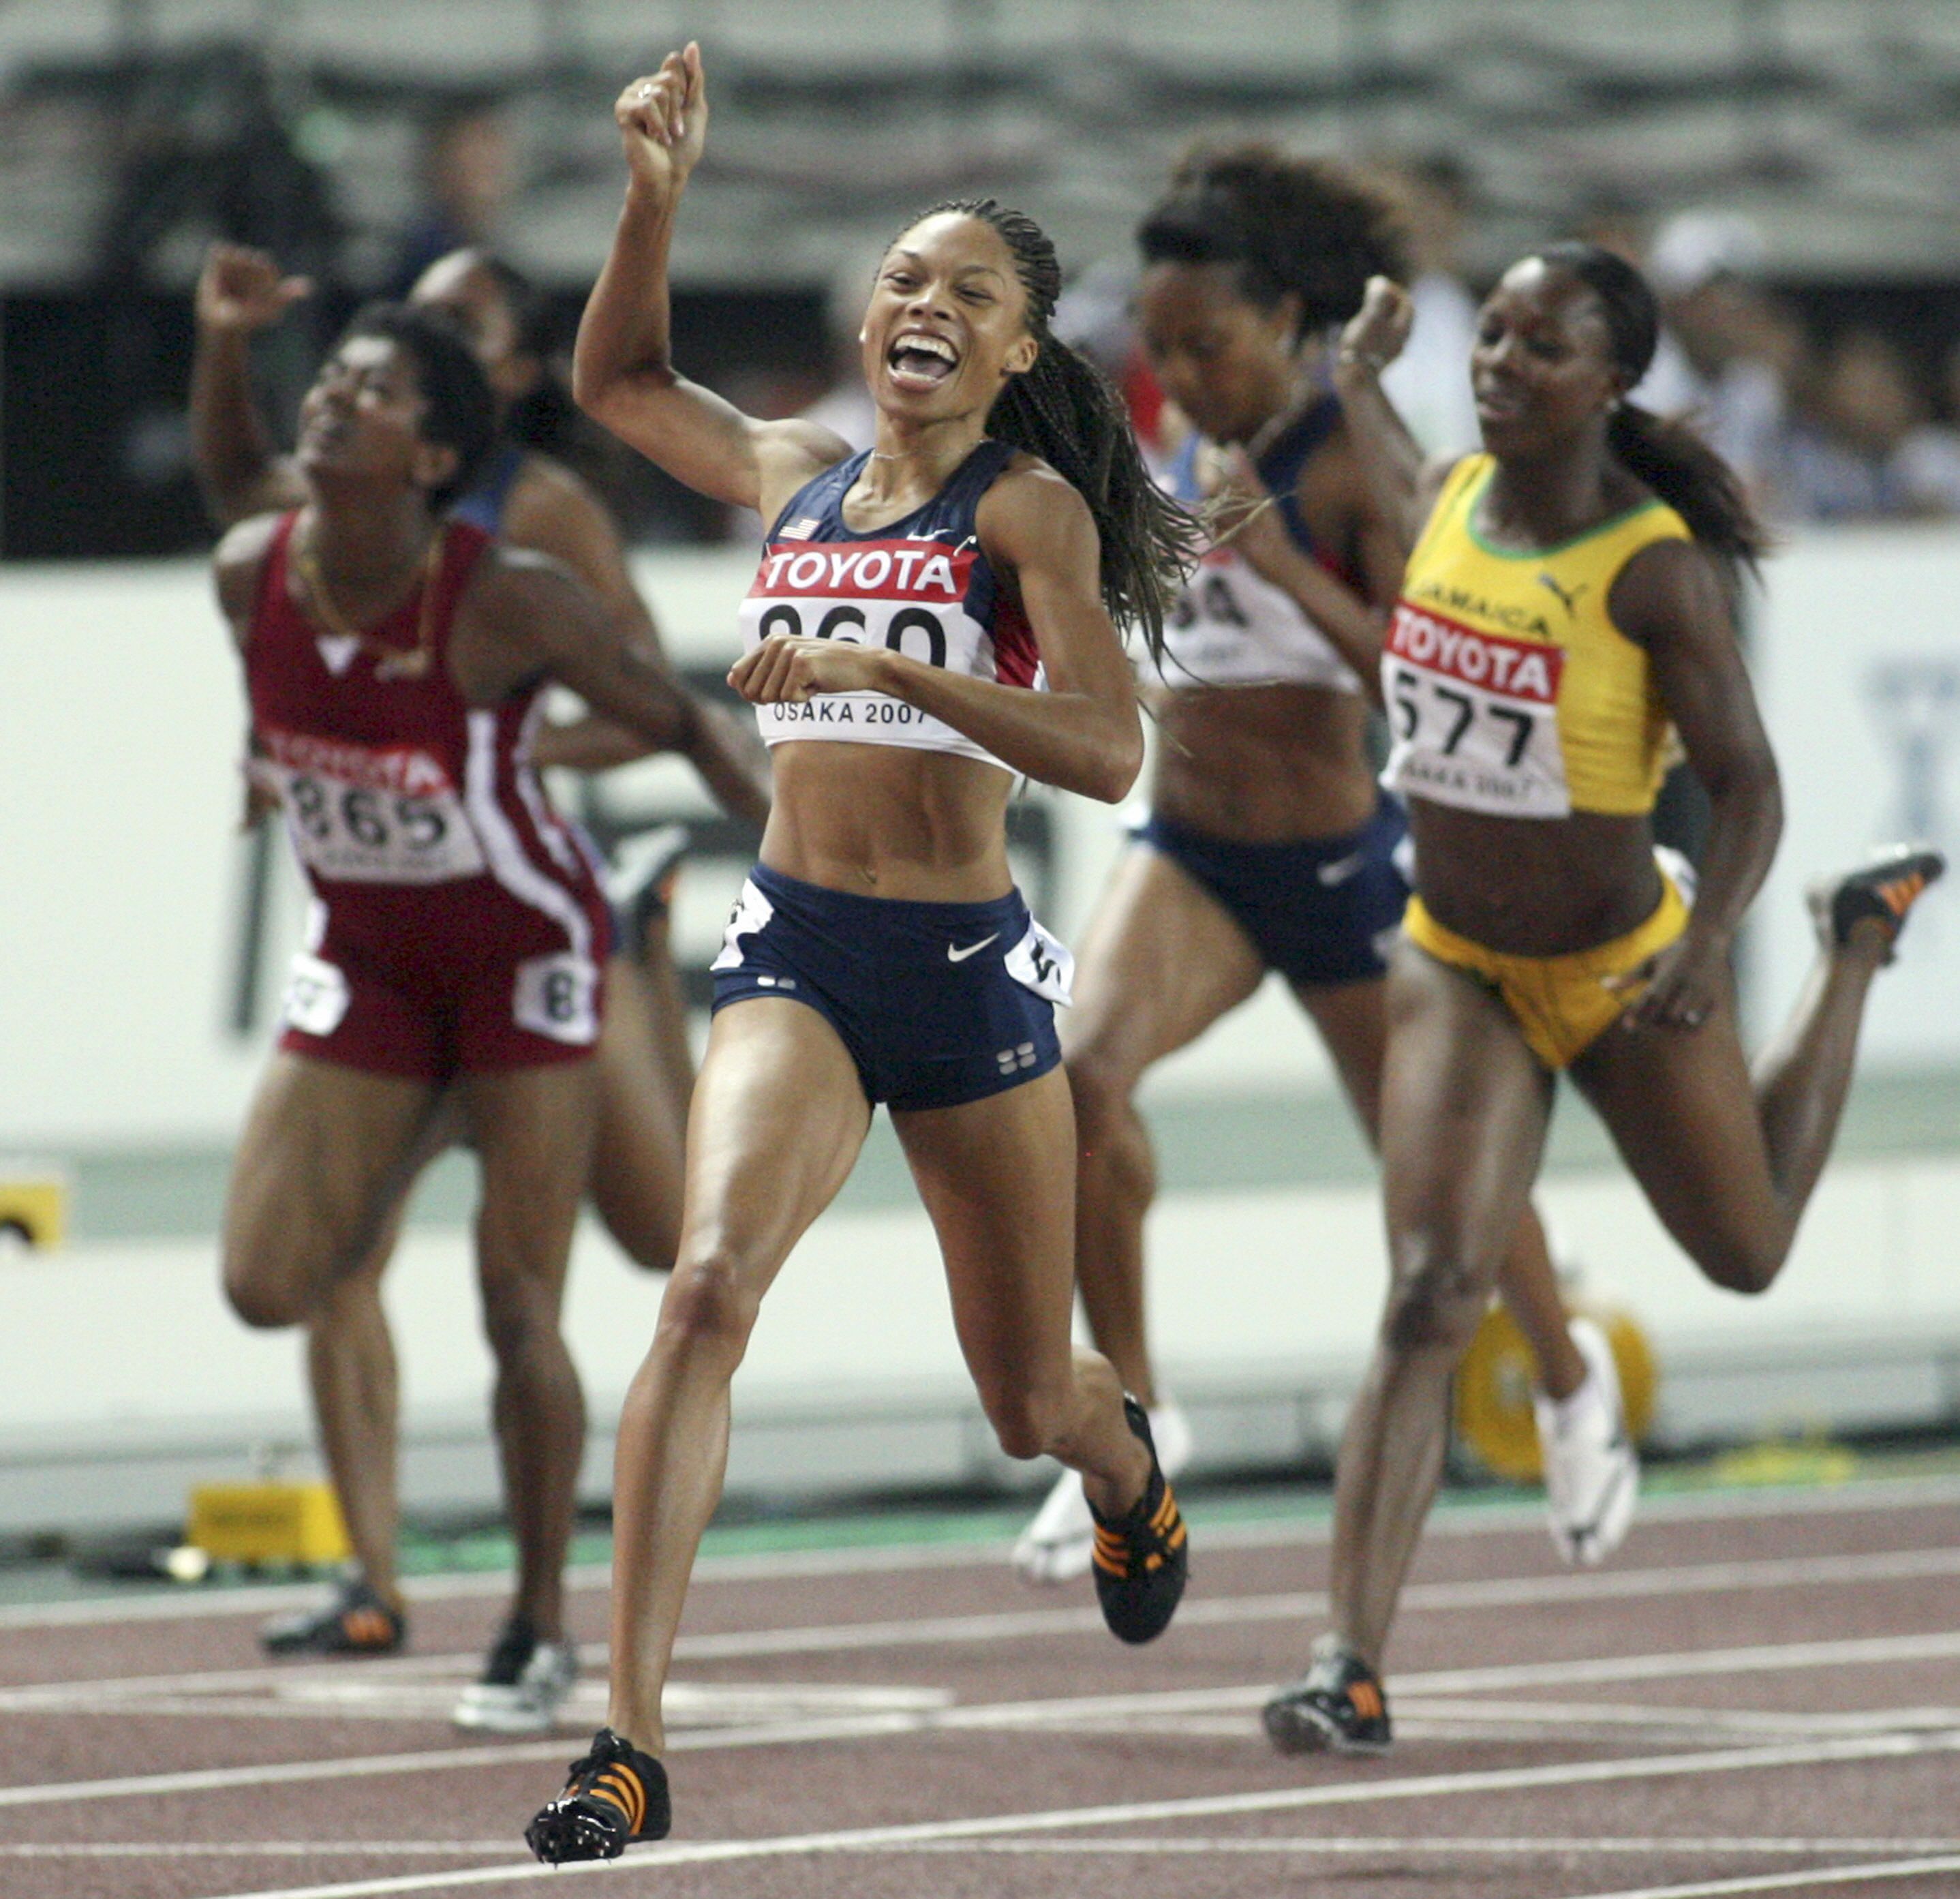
[1144,401,1362,695]
[737,440,1039,772]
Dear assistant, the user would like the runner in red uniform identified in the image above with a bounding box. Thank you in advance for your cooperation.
[192,247,769,1724]
[216,302,704,1720]
[248,504,613,1072]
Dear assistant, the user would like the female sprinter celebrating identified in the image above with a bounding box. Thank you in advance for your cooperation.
[523,44,1195,1861]
[1263,242,1943,1751]
[1013,146,1624,1594]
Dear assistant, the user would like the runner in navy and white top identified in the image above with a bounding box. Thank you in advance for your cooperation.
[524,44,1201,1862]
[737,439,1040,764]
[1006,149,1616,1690]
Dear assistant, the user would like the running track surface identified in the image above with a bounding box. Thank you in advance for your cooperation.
[6,1478,1960,1899]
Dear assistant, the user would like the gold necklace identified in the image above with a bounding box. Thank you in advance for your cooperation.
[292,517,443,682]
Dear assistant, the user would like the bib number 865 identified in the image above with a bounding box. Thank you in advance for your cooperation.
[289,775,451,853]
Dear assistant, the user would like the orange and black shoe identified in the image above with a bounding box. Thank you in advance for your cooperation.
[1810,845,1945,963]
[1264,1637,1392,1756]
[260,1577,405,1657]
[1090,1397,1189,1645]
[525,1727,670,1864]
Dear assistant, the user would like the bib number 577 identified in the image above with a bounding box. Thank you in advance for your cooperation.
[1390,665,1536,768]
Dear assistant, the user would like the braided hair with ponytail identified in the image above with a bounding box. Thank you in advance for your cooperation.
[1529,241,1768,583]
[904,198,1200,662]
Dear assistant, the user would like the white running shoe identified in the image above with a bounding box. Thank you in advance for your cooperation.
[453,1622,579,1734]
[1535,1316,1640,1567]
[1011,1399,1193,1585]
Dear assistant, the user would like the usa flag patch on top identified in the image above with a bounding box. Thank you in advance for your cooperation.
[778,517,821,541]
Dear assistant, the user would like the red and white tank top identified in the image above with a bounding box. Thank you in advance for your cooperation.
[245,511,603,949]
[737,440,1040,772]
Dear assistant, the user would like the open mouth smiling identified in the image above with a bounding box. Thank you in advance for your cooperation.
[886,329,960,391]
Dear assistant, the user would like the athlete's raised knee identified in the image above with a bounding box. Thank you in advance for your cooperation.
[1065,1048,1154,1198]
[1694,1231,1784,1297]
[598,1200,682,1277]
[221,1218,338,1328]
[1065,1041,1139,1134]
[221,1256,313,1331]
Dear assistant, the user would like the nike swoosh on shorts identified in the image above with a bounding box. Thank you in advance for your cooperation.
[946,933,1000,962]
[1317,852,1366,886]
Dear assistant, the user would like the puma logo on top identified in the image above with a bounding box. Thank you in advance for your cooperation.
[1536,572,1589,617]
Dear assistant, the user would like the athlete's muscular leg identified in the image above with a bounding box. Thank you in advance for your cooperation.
[1570,924,1888,1295]
[307,1239,403,1606]
[608,1001,871,1750]
[1297,977,1584,1403]
[304,1095,466,1610]
[895,1070,1151,1518]
[1065,845,1265,1401]
[463,1061,602,1641]
[1330,943,1553,1670]
[586,955,688,1273]
[222,1053,441,1329]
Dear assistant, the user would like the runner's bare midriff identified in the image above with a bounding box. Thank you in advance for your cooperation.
[1152,684,1376,843]
[1409,801,1666,956]
[759,742,1017,901]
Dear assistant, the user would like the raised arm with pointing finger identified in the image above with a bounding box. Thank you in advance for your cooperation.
[190,243,313,525]
[575,44,849,518]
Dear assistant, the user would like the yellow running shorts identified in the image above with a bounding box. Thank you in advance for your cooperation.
[1401,873,1691,1071]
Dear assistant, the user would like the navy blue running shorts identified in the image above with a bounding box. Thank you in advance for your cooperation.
[1137,793,1412,988]
[709,863,1069,1111]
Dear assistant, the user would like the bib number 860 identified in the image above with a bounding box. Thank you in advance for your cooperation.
[756,602,948,668]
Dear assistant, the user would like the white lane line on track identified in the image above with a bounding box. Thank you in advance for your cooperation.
[1397,1699,1960,1735]
[10,1836,1960,1862]
[0,1844,519,1857]
[1563,1855,1960,1897]
[1047,1702,1960,1748]
[8,1626,1960,1809]
[12,1539,1960,1710]
[903,1837,1960,1858]
[186,1728,1960,1899]
[650,1542,1960,1668]
[8,1470,1960,1632]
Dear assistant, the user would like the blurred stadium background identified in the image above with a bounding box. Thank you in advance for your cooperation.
[1,0,1957,1550]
